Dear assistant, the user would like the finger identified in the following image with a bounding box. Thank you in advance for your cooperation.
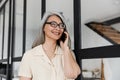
[64,31,68,37]
[60,40,64,47]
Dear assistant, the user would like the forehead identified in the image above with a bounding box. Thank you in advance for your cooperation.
[47,15,62,22]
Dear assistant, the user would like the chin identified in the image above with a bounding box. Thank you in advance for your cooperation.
[54,36,61,40]
[53,38,60,41]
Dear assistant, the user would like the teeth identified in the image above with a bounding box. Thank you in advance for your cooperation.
[53,32,60,35]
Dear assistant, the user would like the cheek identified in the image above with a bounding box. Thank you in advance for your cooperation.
[43,26,50,33]
[61,29,64,33]
[59,30,64,37]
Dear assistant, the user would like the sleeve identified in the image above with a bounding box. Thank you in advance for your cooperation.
[18,53,32,78]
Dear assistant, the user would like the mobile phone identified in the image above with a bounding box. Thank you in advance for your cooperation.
[60,32,66,42]
[57,30,67,45]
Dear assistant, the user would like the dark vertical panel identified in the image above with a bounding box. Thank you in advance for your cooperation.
[41,0,46,18]
[23,0,27,54]
[6,0,12,79]
[74,0,81,50]
[74,0,81,80]
[11,0,15,59]
[10,0,16,79]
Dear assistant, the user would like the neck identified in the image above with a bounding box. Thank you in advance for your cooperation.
[43,40,57,53]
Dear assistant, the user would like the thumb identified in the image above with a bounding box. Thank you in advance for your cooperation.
[60,40,64,48]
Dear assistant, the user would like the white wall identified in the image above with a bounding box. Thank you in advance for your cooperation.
[103,58,120,80]
[25,0,41,50]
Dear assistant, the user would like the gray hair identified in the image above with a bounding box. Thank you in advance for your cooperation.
[32,11,71,48]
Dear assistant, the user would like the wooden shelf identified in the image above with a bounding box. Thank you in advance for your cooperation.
[86,22,120,44]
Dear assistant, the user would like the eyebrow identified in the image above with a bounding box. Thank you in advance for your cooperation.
[46,21,63,23]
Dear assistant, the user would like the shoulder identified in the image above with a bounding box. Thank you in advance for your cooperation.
[22,45,42,60]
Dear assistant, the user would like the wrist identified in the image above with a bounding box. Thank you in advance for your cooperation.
[63,46,70,53]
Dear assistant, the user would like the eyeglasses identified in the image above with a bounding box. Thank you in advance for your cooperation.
[45,21,65,29]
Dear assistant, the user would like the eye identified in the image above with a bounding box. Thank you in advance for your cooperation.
[50,21,57,27]
[59,23,65,28]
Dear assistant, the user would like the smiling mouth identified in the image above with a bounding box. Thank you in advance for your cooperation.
[52,32,61,35]
[51,30,61,35]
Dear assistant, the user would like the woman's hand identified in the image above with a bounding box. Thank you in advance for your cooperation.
[60,32,81,79]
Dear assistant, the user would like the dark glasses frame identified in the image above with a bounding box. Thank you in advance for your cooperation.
[45,21,66,29]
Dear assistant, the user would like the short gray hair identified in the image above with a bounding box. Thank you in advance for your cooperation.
[32,11,71,48]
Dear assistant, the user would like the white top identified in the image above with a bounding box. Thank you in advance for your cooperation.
[18,45,74,80]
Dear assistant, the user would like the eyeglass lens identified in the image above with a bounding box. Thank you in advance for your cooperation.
[46,21,65,29]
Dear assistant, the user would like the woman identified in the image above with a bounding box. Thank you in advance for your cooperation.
[18,11,80,80]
